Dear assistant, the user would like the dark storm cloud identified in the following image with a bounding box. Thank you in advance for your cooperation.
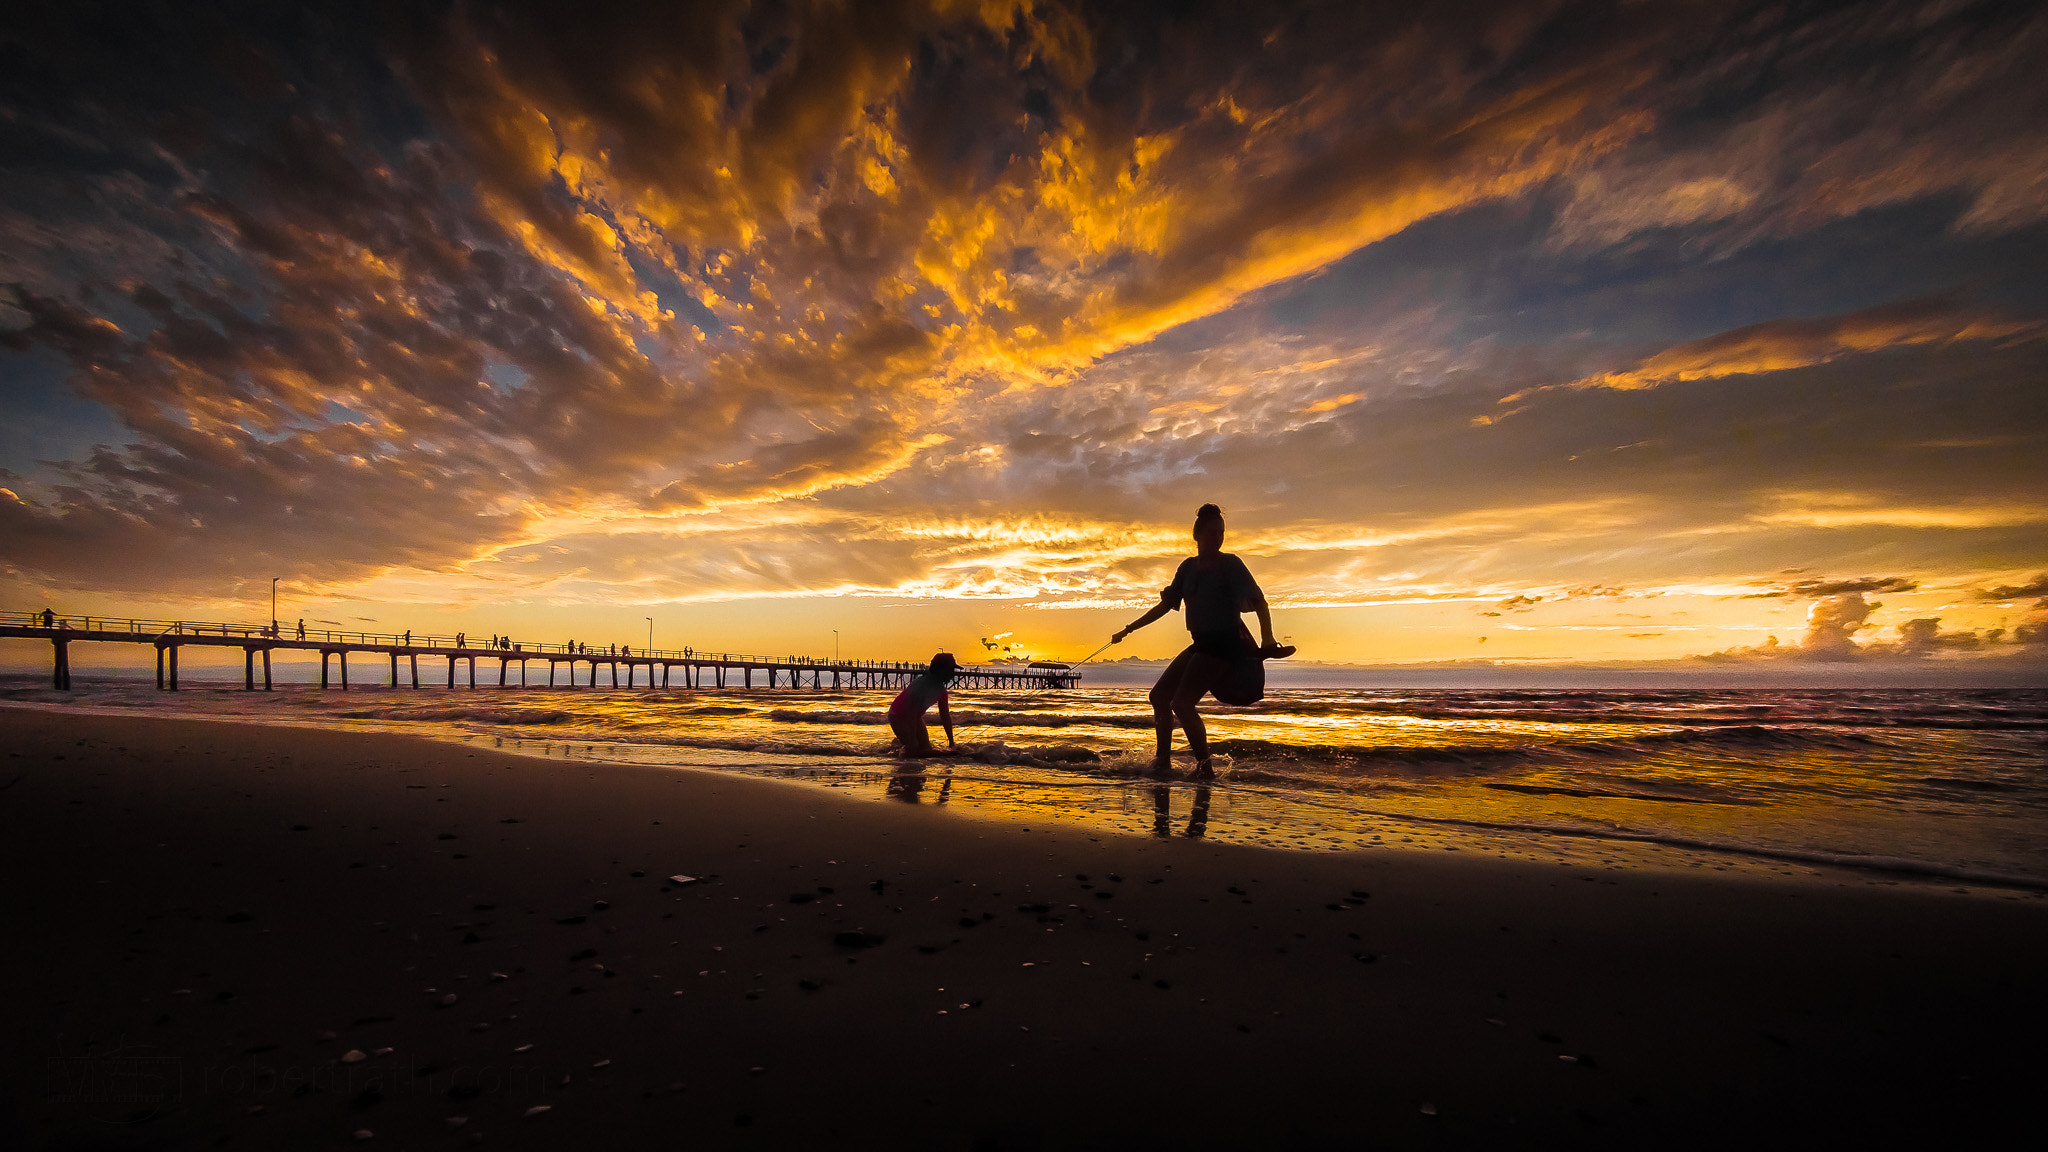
[1548,0,2048,248]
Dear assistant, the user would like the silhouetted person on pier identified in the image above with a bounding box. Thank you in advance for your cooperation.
[888,653,959,758]
[296,619,305,640]
[41,608,54,627]
[1110,503,1292,779]
[403,630,411,645]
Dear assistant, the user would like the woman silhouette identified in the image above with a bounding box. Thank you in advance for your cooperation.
[1110,504,1288,778]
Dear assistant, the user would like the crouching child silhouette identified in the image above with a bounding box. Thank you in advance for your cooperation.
[888,653,960,757]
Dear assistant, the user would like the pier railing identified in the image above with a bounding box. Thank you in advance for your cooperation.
[2,610,888,664]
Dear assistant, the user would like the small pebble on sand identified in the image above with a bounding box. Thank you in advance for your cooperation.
[523,1104,551,1118]
[340,1049,367,1064]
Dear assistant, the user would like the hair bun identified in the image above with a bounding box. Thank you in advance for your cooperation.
[1195,503,1224,521]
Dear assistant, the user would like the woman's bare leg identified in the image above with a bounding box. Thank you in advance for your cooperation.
[1148,651,1197,769]
[1149,649,1228,773]
[1170,653,1228,766]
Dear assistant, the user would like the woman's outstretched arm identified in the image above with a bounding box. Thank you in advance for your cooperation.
[1113,597,1173,643]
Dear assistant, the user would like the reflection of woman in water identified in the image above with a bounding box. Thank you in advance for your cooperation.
[888,653,959,758]
[1151,784,1211,839]
[1111,504,1286,779]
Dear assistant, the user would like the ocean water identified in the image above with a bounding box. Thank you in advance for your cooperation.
[5,677,2045,890]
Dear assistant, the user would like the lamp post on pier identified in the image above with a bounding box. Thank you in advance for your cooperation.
[646,617,654,652]
[833,629,839,662]
[271,577,280,635]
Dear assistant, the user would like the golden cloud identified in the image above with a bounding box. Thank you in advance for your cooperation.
[1510,299,2043,402]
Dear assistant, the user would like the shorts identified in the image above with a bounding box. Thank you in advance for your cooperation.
[1187,629,1251,660]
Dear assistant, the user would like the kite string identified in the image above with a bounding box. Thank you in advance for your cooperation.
[1067,639,1117,669]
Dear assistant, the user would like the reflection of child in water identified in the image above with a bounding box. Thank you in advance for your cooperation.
[888,653,959,757]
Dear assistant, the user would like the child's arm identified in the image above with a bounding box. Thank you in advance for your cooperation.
[939,693,955,748]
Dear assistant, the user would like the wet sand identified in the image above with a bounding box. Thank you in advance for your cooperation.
[4,708,2045,1149]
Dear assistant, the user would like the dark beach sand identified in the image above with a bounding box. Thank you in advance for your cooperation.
[4,708,2045,1150]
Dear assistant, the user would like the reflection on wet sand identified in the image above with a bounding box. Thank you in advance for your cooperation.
[887,765,953,803]
[1152,784,1211,839]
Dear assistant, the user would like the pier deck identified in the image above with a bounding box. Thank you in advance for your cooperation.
[2,611,1080,691]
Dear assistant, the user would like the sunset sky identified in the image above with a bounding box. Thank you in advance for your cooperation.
[3,0,2045,674]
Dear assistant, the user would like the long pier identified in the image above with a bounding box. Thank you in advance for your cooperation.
[1,611,1080,692]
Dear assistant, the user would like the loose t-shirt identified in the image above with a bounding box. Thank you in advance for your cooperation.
[1161,554,1261,634]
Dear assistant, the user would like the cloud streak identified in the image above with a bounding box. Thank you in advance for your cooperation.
[1505,299,2041,402]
